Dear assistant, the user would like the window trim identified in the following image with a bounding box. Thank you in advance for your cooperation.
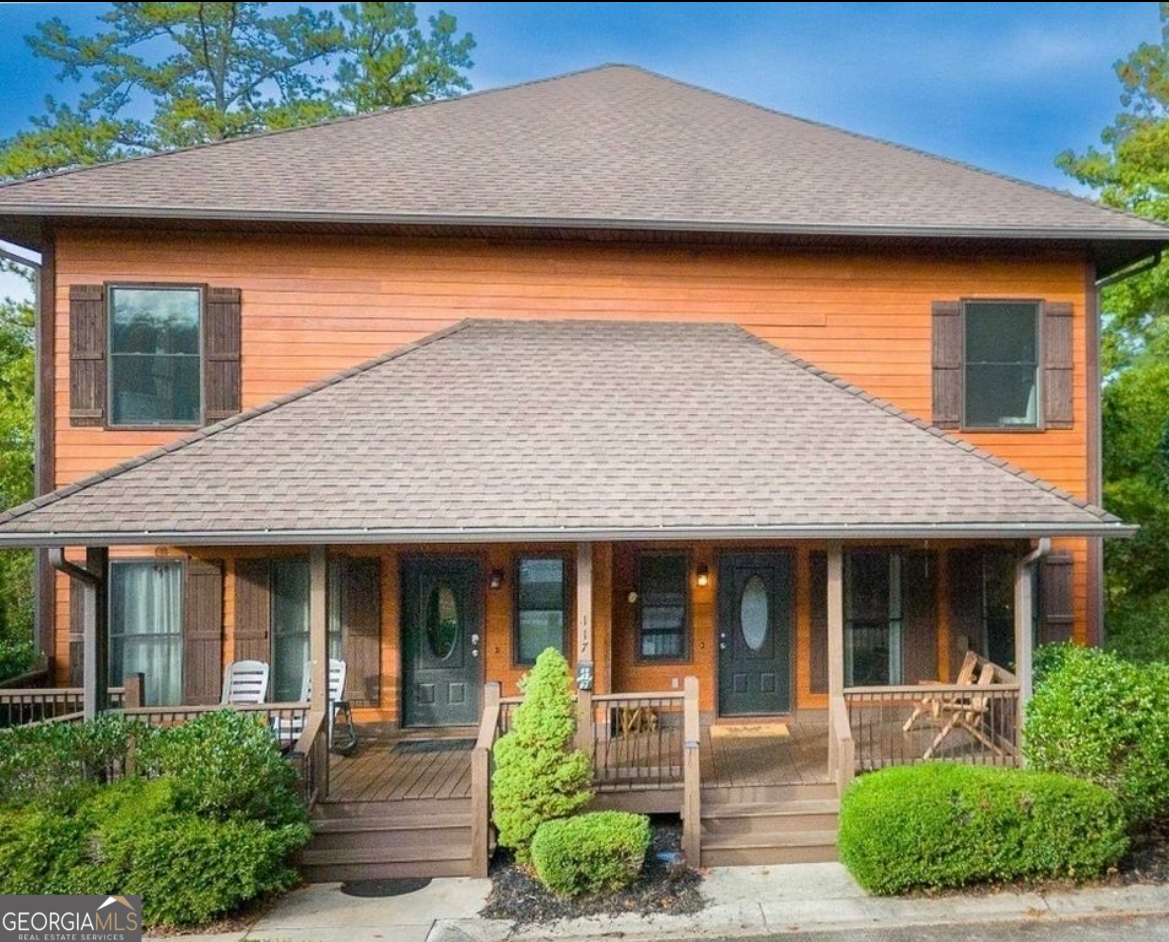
[108,556,186,706]
[511,552,574,668]
[634,549,692,664]
[106,281,207,431]
[960,297,1044,433]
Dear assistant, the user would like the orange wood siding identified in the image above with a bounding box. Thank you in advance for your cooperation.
[50,227,1095,685]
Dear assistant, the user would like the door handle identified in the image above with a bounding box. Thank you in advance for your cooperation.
[471,633,480,645]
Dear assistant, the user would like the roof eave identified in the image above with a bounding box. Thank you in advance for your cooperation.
[0,521,1136,548]
[1,203,1168,243]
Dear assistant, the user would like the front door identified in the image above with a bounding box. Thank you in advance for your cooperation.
[717,552,793,717]
[401,557,483,727]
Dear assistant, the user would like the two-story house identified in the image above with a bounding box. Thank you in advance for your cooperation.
[0,65,1164,878]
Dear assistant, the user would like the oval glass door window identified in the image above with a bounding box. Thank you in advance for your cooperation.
[739,575,769,652]
[426,583,460,660]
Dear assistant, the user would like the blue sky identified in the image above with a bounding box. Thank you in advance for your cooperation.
[0,1,1160,299]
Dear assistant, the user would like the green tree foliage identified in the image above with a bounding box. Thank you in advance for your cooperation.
[491,649,594,862]
[0,1,475,178]
[1057,4,1169,651]
[0,276,35,679]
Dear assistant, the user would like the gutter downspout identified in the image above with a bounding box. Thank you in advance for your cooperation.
[48,547,108,718]
[1017,537,1051,712]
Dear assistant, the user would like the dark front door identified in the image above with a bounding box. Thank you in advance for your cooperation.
[402,557,483,727]
[718,552,793,717]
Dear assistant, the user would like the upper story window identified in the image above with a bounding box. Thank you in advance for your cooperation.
[637,552,689,661]
[108,285,202,427]
[963,300,1039,430]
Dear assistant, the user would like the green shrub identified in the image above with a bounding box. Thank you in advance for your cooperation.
[1024,645,1169,824]
[0,805,94,895]
[89,778,309,926]
[838,764,1127,895]
[531,811,650,897]
[0,714,153,808]
[492,649,593,861]
[0,635,36,682]
[137,709,307,827]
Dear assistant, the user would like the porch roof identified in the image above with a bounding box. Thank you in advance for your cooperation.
[0,319,1129,546]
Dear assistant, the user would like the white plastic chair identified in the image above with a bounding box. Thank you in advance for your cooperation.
[220,660,270,705]
[272,659,355,752]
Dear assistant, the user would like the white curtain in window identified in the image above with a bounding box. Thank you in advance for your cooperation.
[111,563,183,706]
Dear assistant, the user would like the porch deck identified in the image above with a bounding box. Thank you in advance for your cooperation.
[325,722,834,803]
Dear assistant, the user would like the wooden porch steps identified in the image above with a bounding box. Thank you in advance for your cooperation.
[299,796,475,882]
[699,784,839,867]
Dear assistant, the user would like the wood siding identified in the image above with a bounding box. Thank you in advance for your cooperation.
[50,227,1095,679]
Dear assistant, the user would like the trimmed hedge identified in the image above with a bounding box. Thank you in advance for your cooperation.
[1025,644,1169,825]
[838,764,1127,895]
[531,811,650,897]
[492,649,593,862]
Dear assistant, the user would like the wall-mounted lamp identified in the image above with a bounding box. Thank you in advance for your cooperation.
[696,563,709,588]
[627,590,639,605]
[489,569,505,590]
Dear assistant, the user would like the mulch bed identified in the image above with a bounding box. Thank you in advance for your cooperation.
[1114,818,1169,885]
[480,817,706,925]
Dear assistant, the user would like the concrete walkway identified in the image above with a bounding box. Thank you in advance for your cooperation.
[151,864,1169,942]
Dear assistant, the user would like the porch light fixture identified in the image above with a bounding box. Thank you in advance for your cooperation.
[627,590,638,605]
[696,563,709,588]
[489,568,505,590]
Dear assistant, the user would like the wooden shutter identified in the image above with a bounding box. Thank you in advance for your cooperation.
[947,547,984,679]
[1040,551,1075,644]
[931,300,962,428]
[1043,301,1074,429]
[809,551,827,694]
[183,558,224,704]
[233,558,271,663]
[901,551,937,683]
[204,287,242,422]
[69,285,106,426]
[68,583,84,687]
[340,556,382,707]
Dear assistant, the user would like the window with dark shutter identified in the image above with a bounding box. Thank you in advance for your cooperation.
[1042,302,1075,429]
[1040,552,1075,644]
[233,558,272,664]
[204,287,243,421]
[931,300,962,428]
[183,558,224,705]
[69,285,107,426]
[809,551,827,694]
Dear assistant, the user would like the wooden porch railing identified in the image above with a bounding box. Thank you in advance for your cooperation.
[471,682,504,877]
[829,693,855,795]
[290,710,329,807]
[0,685,127,727]
[843,683,1020,773]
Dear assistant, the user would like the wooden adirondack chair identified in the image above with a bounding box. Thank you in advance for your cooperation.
[922,662,1004,759]
[902,650,979,733]
[220,659,270,706]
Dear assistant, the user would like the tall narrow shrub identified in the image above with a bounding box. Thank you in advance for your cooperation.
[491,649,593,861]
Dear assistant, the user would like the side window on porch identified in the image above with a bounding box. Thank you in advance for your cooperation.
[269,557,352,703]
[515,557,567,665]
[637,553,689,660]
[109,561,183,706]
[844,551,903,686]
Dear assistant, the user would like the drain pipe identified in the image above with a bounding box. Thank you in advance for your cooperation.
[48,547,109,718]
[1016,537,1051,715]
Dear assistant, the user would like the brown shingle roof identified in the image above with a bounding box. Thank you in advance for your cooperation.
[0,64,1165,243]
[0,319,1128,546]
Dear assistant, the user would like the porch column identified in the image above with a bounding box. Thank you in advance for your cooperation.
[826,543,844,770]
[82,547,110,719]
[1014,539,1049,741]
[309,545,328,712]
[575,542,594,687]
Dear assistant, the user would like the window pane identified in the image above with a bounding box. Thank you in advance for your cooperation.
[109,562,183,706]
[965,364,1037,427]
[328,560,344,661]
[639,554,687,659]
[517,558,565,663]
[111,287,201,354]
[109,286,201,426]
[272,559,310,702]
[845,551,902,686]
[965,302,1037,363]
[983,550,1016,667]
[110,353,201,425]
